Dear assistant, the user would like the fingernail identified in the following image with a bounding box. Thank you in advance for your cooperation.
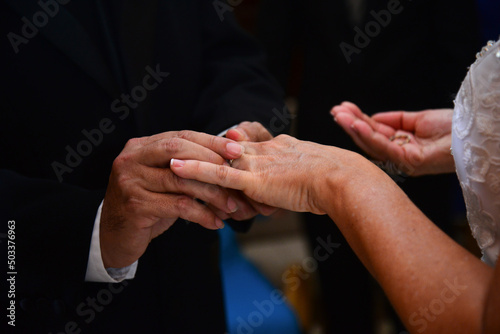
[170,158,185,167]
[232,129,243,138]
[226,197,238,213]
[226,142,243,156]
[215,217,225,229]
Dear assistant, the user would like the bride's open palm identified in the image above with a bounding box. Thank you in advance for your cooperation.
[331,102,455,176]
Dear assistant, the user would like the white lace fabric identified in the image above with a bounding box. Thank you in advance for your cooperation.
[452,39,500,266]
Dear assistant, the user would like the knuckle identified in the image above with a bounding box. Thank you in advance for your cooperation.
[208,134,218,149]
[172,174,186,190]
[175,196,192,212]
[191,161,205,177]
[206,183,220,196]
[112,152,134,170]
[275,134,290,141]
[251,121,263,129]
[176,130,193,140]
[204,183,221,201]
[233,206,257,221]
[125,137,142,148]
[217,212,230,221]
[163,138,182,153]
[215,165,229,182]
[116,172,133,188]
[123,194,142,215]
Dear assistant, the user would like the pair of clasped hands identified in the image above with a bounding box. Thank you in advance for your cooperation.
[101,102,454,269]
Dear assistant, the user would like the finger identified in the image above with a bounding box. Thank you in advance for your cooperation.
[338,101,365,118]
[137,166,239,215]
[335,112,383,158]
[224,189,259,221]
[372,111,420,132]
[138,137,243,167]
[206,203,231,221]
[145,130,244,160]
[331,104,356,120]
[137,138,224,167]
[175,130,245,159]
[332,103,371,129]
[170,158,251,191]
[340,102,392,134]
[333,104,396,139]
[352,120,409,162]
[353,121,421,175]
[245,196,279,216]
[136,192,225,230]
[174,196,226,230]
[331,101,368,122]
[226,128,248,141]
[227,121,273,142]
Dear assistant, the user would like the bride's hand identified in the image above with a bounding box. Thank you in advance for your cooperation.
[331,102,455,176]
[170,135,383,215]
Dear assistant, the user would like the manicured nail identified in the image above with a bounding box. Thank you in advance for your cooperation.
[215,217,225,229]
[226,197,238,213]
[170,158,185,167]
[226,142,243,156]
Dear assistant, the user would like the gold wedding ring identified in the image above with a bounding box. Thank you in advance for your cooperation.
[389,134,411,146]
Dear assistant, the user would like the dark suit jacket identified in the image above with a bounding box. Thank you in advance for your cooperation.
[0,1,285,333]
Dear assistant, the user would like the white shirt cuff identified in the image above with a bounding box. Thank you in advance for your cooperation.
[85,200,138,282]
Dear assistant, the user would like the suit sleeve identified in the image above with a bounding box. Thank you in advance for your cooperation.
[0,170,105,292]
[192,0,290,137]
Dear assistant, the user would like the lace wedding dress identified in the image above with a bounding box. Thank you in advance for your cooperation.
[452,39,500,266]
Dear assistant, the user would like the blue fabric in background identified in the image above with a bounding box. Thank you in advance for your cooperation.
[476,0,500,42]
[218,227,301,334]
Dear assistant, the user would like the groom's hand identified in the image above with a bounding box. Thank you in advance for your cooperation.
[100,130,243,268]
